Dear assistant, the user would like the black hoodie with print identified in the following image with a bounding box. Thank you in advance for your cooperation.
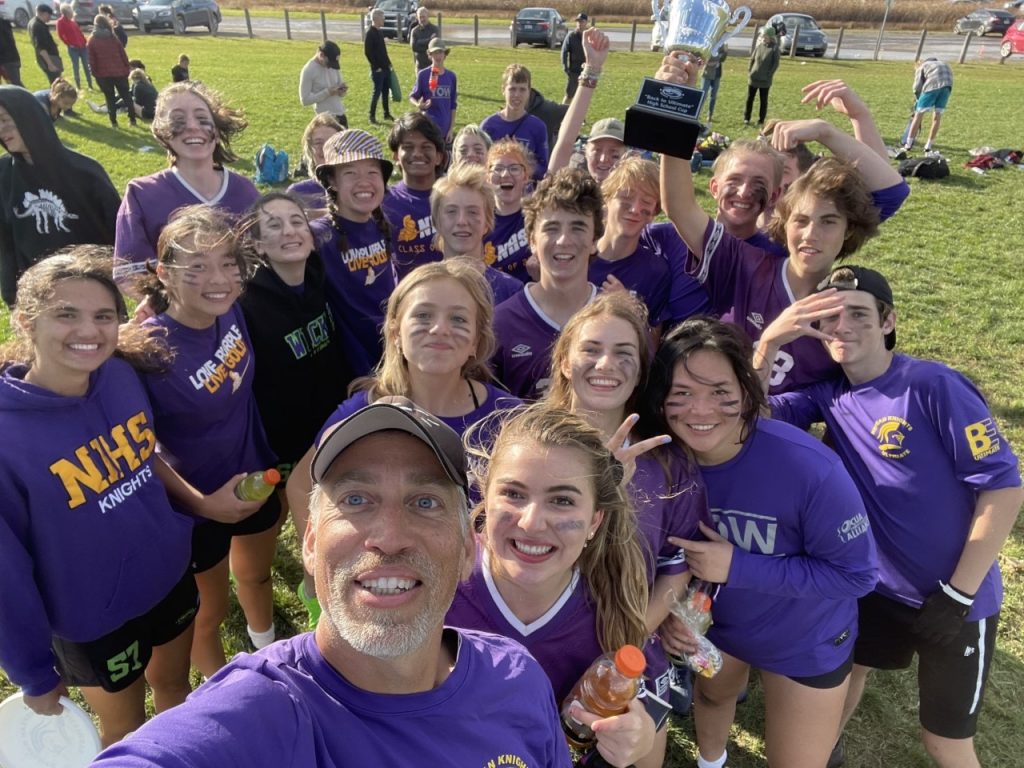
[0,86,120,306]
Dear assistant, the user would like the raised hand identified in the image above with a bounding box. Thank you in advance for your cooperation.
[605,414,672,486]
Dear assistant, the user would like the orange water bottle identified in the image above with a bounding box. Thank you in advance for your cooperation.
[429,66,440,94]
[561,644,646,750]
[234,469,281,501]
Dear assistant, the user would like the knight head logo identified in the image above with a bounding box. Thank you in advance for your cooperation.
[483,241,497,266]
[870,416,912,459]
[398,214,418,242]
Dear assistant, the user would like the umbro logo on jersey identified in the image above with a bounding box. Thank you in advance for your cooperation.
[747,312,765,330]
[964,646,976,657]
[511,344,532,358]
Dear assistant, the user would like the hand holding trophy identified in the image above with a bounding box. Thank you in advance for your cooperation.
[624,0,751,158]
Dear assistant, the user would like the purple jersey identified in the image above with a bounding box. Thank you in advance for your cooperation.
[287,178,328,211]
[382,181,442,278]
[91,630,571,768]
[691,220,841,394]
[588,223,679,325]
[410,67,458,139]
[312,214,397,376]
[698,418,878,676]
[492,284,596,400]
[483,209,531,282]
[770,354,1021,621]
[481,112,550,178]
[113,168,260,285]
[485,265,523,305]
[141,304,276,495]
[0,359,192,696]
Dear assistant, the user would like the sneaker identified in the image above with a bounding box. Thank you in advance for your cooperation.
[743,119,751,126]
[368,115,379,125]
[923,143,934,153]
[826,736,844,768]
[86,100,106,114]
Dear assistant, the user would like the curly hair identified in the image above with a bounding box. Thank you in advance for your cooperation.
[151,81,247,167]
[486,137,537,182]
[470,403,649,654]
[766,156,880,260]
[522,167,604,244]
[2,246,171,374]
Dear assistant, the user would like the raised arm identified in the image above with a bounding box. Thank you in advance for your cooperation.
[655,54,711,256]
[549,27,610,175]
[800,79,888,161]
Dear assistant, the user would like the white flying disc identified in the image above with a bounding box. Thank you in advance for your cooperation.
[0,693,101,768]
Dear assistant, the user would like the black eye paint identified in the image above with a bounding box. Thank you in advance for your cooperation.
[553,519,585,532]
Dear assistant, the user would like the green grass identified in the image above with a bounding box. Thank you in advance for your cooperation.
[3,26,1024,767]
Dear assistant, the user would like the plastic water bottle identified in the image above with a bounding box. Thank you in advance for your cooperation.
[667,579,723,678]
[561,645,646,750]
[429,66,440,94]
[234,469,281,501]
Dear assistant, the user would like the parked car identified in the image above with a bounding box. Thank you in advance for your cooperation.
[365,0,418,43]
[954,8,1015,35]
[73,0,138,27]
[134,0,219,34]
[1004,0,1023,9]
[767,13,829,57]
[1000,18,1024,56]
[511,7,567,49]
[0,0,32,28]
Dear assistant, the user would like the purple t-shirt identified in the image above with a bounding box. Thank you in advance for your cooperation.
[286,178,328,211]
[113,168,260,285]
[410,67,458,138]
[0,359,192,697]
[312,214,397,376]
[91,630,572,768]
[770,354,1021,621]
[382,181,442,278]
[492,284,596,401]
[697,418,877,676]
[743,181,912,259]
[141,304,276,495]
[485,265,523,305]
[691,219,841,394]
[483,209,532,282]
[588,223,680,326]
[481,112,550,178]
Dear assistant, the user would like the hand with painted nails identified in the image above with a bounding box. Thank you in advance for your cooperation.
[670,521,734,583]
[606,413,672,486]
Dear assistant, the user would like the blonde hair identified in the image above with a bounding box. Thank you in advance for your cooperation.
[429,163,496,253]
[301,112,343,171]
[486,137,536,181]
[452,124,492,165]
[600,155,662,217]
[472,404,648,653]
[711,138,785,189]
[352,260,496,399]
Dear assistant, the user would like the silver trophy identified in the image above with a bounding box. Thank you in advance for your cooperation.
[626,0,751,159]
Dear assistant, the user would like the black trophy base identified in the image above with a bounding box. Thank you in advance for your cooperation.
[623,105,702,160]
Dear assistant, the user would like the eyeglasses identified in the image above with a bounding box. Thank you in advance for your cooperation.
[489,164,526,178]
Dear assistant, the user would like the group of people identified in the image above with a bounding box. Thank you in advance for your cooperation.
[0,18,1016,768]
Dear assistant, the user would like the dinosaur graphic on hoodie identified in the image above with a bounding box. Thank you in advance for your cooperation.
[0,85,120,306]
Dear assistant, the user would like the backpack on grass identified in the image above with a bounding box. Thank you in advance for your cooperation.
[255,143,289,185]
[898,155,949,180]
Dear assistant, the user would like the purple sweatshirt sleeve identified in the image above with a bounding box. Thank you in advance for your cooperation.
[872,181,911,224]
[727,461,879,600]
[112,180,155,286]
[769,389,824,431]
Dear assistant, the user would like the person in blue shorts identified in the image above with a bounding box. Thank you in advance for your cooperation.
[904,58,953,153]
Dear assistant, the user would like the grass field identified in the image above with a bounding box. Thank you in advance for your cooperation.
[1,25,1023,767]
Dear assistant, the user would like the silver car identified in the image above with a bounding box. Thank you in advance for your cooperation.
[134,0,220,34]
[73,0,139,27]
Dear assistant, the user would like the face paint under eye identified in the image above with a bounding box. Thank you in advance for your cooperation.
[717,398,742,416]
[552,519,585,531]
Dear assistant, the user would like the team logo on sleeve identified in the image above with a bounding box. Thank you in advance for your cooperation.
[871,416,912,459]
[483,241,497,266]
[964,419,1001,460]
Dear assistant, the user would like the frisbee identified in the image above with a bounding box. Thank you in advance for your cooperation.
[0,693,101,768]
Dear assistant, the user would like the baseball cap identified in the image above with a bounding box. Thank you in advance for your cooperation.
[311,402,469,496]
[576,12,588,21]
[588,117,625,144]
[36,3,54,13]
[817,265,896,350]
[319,41,341,69]
[315,129,394,188]
[427,37,449,54]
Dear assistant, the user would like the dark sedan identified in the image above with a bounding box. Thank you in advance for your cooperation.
[511,7,568,49]
[954,9,1016,36]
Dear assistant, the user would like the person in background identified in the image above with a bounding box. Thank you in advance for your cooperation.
[56,3,93,91]
[0,17,22,87]
[744,26,779,127]
[482,64,550,179]
[298,40,348,127]
[410,37,457,147]
[287,112,344,211]
[364,9,393,125]
[98,3,127,46]
[451,123,491,167]
[904,57,952,153]
[29,5,64,85]
[34,76,78,120]
[409,6,438,72]
[700,43,726,129]
[171,53,189,83]
[584,118,626,184]
[561,12,587,103]
[129,67,157,120]
[87,13,135,129]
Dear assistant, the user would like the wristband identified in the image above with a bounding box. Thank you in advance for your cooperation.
[939,580,975,606]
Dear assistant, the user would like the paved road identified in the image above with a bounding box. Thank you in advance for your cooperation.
[208,14,1012,64]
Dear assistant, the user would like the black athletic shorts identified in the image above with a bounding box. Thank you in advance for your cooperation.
[190,491,283,573]
[854,591,998,739]
[52,570,198,693]
[787,648,855,690]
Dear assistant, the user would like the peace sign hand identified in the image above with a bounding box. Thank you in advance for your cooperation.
[605,414,671,486]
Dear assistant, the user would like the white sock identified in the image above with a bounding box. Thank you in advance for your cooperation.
[247,624,276,650]
[697,751,728,768]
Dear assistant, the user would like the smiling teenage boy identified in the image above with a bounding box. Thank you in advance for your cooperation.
[491,168,602,400]
[763,265,1023,768]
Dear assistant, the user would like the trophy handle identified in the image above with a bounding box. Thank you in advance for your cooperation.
[712,5,752,55]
